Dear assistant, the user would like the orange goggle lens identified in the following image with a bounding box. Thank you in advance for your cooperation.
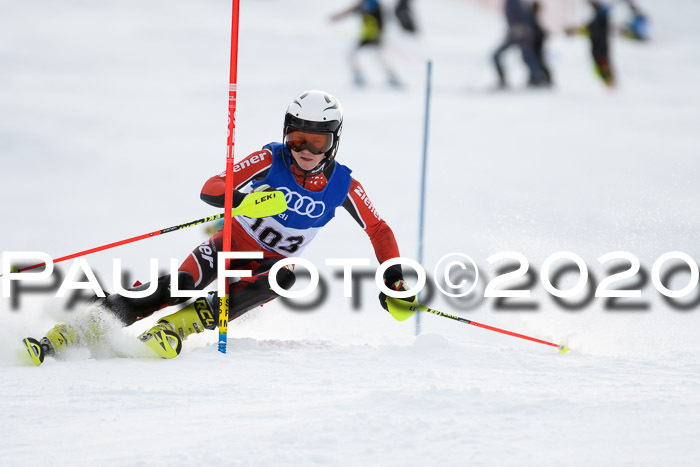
[284,131,333,155]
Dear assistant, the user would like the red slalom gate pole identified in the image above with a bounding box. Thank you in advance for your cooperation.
[219,0,241,354]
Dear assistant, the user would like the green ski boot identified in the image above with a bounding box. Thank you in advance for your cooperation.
[22,338,46,366]
[22,323,80,366]
[139,298,215,359]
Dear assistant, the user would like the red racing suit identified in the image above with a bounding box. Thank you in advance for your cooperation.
[180,146,401,289]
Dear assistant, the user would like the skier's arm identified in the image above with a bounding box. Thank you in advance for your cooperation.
[200,149,272,208]
[343,178,414,311]
[343,178,403,283]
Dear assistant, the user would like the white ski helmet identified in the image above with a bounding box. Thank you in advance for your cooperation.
[283,90,343,170]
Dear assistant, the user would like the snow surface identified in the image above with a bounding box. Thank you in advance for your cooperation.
[2,0,700,465]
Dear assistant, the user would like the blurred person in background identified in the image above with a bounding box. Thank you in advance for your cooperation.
[332,0,402,88]
[619,0,650,42]
[566,0,615,88]
[492,0,547,89]
[529,1,553,86]
[204,218,224,237]
[394,0,418,34]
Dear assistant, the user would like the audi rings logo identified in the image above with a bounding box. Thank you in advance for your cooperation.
[279,187,326,218]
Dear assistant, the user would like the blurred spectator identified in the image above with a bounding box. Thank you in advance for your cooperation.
[492,0,547,89]
[204,218,224,237]
[394,0,418,34]
[331,0,402,88]
[566,0,614,88]
[529,1,553,86]
[619,0,650,41]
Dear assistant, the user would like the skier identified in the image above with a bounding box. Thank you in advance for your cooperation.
[22,90,413,365]
[331,0,402,88]
[492,0,547,88]
[565,0,615,87]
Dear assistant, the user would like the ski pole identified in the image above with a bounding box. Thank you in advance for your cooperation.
[386,298,569,353]
[3,191,286,276]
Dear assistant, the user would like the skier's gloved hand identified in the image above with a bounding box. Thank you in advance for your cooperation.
[378,279,416,311]
[378,264,416,311]
[251,184,274,194]
[231,190,247,208]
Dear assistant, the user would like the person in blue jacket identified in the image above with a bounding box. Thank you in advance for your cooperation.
[620,0,650,42]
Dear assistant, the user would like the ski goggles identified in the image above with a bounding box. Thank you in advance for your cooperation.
[284,130,333,155]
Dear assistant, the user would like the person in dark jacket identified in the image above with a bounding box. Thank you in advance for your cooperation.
[566,0,615,87]
[529,1,552,86]
[332,0,402,87]
[394,0,418,34]
[492,0,546,88]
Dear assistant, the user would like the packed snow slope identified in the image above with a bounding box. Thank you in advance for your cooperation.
[1,0,700,465]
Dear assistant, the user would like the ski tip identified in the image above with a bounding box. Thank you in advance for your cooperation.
[557,345,570,354]
[22,338,45,366]
[140,329,182,359]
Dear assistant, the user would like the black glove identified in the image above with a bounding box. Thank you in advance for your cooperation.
[378,264,417,310]
[379,279,416,311]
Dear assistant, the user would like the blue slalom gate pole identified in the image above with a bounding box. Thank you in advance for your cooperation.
[416,60,432,336]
